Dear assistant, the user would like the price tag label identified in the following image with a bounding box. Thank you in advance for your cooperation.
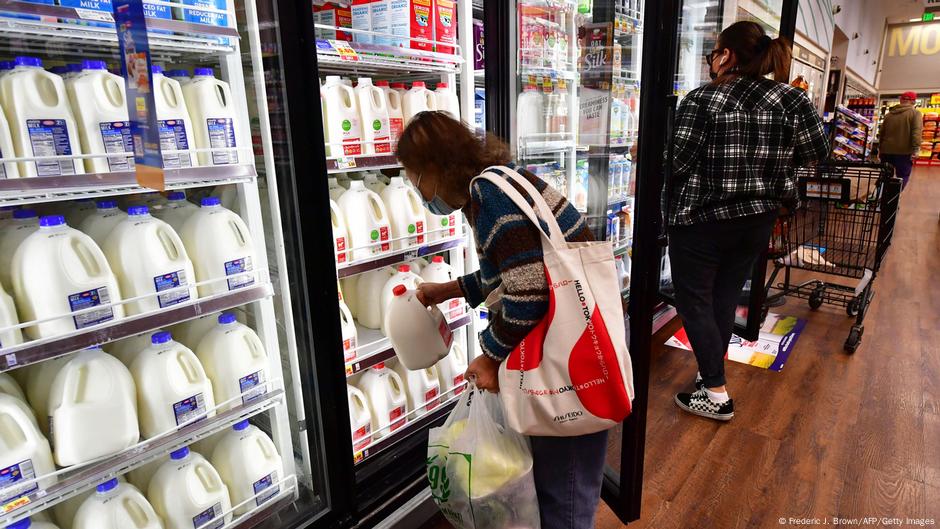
[76,8,115,22]
[336,157,357,169]
[3,353,16,369]
[354,451,364,464]
[329,40,359,62]
[345,364,354,376]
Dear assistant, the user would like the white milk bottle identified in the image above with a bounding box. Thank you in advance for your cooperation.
[336,172,351,188]
[154,190,199,233]
[376,80,404,146]
[12,215,124,340]
[355,78,391,155]
[102,205,197,315]
[152,65,197,170]
[340,275,359,318]
[25,353,74,434]
[73,479,163,529]
[363,172,387,195]
[391,360,441,417]
[347,385,372,451]
[436,342,468,396]
[421,255,463,317]
[0,90,19,179]
[47,347,139,466]
[0,393,56,504]
[516,83,544,146]
[195,313,268,412]
[126,457,164,497]
[180,197,256,297]
[182,68,240,166]
[434,82,460,120]
[354,267,395,329]
[77,200,127,247]
[357,366,407,439]
[0,372,25,401]
[0,56,84,178]
[210,420,283,515]
[337,180,392,261]
[384,284,453,370]
[406,256,428,275]
[402,81,436,124]
[380,265,421,334]
[322,75,363,157]
[170,312,220,350]
[130,331,216,439]
[339,300,358,363]
[65,199,98,227]
[167,69,191,85]
[381,176,426,250]
[66,60,133,174]
[109,329,165,367]
[53,486,95,529]
[330,199,350,264]
[0,208,38,291]
[328,178,345,201]
[148,446,232,529]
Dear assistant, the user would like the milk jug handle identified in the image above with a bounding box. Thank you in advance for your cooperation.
[194,462,219,489]
[63,364,87,404]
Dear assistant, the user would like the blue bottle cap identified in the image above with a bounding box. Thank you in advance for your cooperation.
[39,215,65,228]
[151,331,172,345]
[151,64,163,74]
[6,518,31,529]
[96,478,119,493]
[167,191,186,201]
[96,200,118,209]
[218,313,237,325]
[12,209,37,220]
[0,61,13,71]
[50,66,69,75]
[170,446,190,460]
[82,60,107,70]
[67,63,83,73]
[128,205,149,216]
[168,69,190,78]
[233,420,250,431]
[14,56,42,68]
[201,196,221,207]
[193,67,214,76]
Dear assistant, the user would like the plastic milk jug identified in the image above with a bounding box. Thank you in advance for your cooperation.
[167,69,191,85]
[391,360,441,417]
[195,313,268,412]
[0,393,56,504]
[169,312,221,350]
[381,176,426,250]
[436,342,468,396]
[427,208,460,243]
[73,479,163,529]
[0,57,84,178]
[12,215,124,340]
[402,81,436,124]
[340,275,360,318]
[1,390,39,430]
[25,353,74,434]
[363,172,387,195]
[102,205,197,315]
[354,267,395,329]
[339,300,358,362]
[322,75,363,157]
[357,366,407,438]
[126,457,164,497]
[109,329,165,367]
[66,60,134,174]
[406,256,428,275]
[152,65,197,170]
[130,332,216,439]
[66,199,98,227]
[347,385,372,451]
[376,80,404,145]
[148,446,232,529]
[380,265,422,334]
[328,178,345,201]
[0,372,25,401]
[434,82,460,120]
[384,284,453,369]
[182,68,240,166]
[330,199,350,264]
[355,79,391,155]
[210,420,283,515]
[421,255,463,317]
[47,348,139,466]
[337,180,391,261]
[0,92,20,179]
[517,84,544,144]
[180,197,257,297]
[53,485,95,529]
[154,190,199,233]
[78,200,127,247]
[0,208,38,291]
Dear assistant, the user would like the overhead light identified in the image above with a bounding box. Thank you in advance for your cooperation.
[909,17,922,21]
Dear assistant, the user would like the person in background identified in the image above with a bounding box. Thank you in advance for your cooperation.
[878,91,923,189]
[397,111,608,529]
[665,21,829,421]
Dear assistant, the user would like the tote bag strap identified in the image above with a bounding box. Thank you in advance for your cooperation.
[471,171,565,250]
[483,166,568,247]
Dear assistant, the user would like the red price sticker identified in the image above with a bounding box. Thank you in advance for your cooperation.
[329,40,360,61]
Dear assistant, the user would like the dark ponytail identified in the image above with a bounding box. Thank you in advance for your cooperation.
[716,21,792,83]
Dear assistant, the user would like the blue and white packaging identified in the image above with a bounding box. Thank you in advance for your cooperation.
[4,0,57,22]
[58,0,115,28]
[350,0,373,44]
[371,0,391,46]
[179,0,228,28]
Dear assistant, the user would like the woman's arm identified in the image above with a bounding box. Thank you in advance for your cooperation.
[793,92,830,166]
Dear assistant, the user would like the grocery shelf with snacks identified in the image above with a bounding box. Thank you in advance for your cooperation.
[829,105,873,162]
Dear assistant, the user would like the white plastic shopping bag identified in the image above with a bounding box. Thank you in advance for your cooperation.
[475,166,635,436]
[427,388,540,529]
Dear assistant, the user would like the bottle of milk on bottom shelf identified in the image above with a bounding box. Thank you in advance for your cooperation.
[357,366,407,439]
[195,313,268,412]
[0,393,57,505]
[391,360,441,418]
[78,200,127,247]
[347,385,373,452]
[148,446,232,529]
[210,420,283,515]
[73,479,163,529]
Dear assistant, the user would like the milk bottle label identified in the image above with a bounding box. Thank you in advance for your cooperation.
[252,471,279,506]
[154,270,192,308]
[446,214,457,236]
[193,502,224,529]
[453,373,465,394]
[173,393,208,426]
[239,370,267,404]
[352,424,371,450]
[0,459,37,503]
[27,119,76,177]
[389,116,403,144]
[68,287,115,329]
[159,120,193,169]
[370,118,391,153]
[424,388,439,411]
[336,235,347,263]
[413,220,425,244]
[389,405,405,432]
[206,118,238,165]
[339,117,362,156]
[144,0,172,19]
[99,121,135,172]
[370,226,390,252]
[224,256,255,290]
[184,0,228,27]
[343,337,357,362]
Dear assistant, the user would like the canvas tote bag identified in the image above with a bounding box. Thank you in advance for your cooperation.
[473,166,634,436]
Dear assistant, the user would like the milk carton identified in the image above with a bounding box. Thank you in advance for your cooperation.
[66,60,133,174]
[350,0,374,44]
[355,78,391,154]
[195,313,267,412]
[130,331,216,439]
[313,2,352,41]
[0,208,38,291]
[347,385,372,451]
[434,82,460,119]
[109,329,165,366]
[25,353,74,434]
[339,300,358,362]
[421,255,463,317]
[375,80,404,145]
[77,200,126,247]
[148,446,232,529]
[388,0,434,50]
[0,393,56,506]
[12,215,124,340]
[0,91,20,179]
[402,81,435,124]
[355,267,395,329]
[210,420,283,515]
[152,65,197,170]
[336,180,391,261]
[371,0,391,45]
[182,68,240,166]
[180,197,256,297]
[322,75,363,157]
[434,0,456,54]
[357,366,407,438]
[391,360,441,417]
[47,348,139,466]
[73,479,163,529]
[153,190,199,232]
[380,264,421,334]
[384,284,452,370]
[0,57,84,178]
[381,176,425,250]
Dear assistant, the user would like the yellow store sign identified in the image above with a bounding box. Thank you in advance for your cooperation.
[881,22,940,91]
[888,22,940,56]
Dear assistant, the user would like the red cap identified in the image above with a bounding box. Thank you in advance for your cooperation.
[437,82,447,88]
[391,82,406,89]
[392,285,407,296]
[398,264,410,272]
[375,80,389,87]
[432,256,444,263]
[412,81,425,88]
[901,91,918,101]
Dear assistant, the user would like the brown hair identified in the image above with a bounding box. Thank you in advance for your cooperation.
[716,21,792,83]
[396,111,511,202]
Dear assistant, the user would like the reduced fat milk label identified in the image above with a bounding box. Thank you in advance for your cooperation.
[158,119,193,169]
[173,393,208,426]
[99,121,136,172]
[27,119,76,176]
[68,286,114,329]
[206,118,238,165]
[252,471,280,506]
[192,502,224,529]
[224,256,255,290]
[0,459,37,504]
[238,370,267,404]
[153,270,192,308]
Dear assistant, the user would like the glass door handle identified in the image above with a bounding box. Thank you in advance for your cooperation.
[658,94,679,247]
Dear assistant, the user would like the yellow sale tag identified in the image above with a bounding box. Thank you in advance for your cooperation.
[329,40,359,62]
[3,496,30,513]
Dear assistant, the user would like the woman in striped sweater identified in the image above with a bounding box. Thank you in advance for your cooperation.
[397,111,608,529]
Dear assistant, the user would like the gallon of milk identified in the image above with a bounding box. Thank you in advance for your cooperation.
[0,372,25,401]
[434,82,460,120]
[376,80,404,145]
[339,300,358,363]
[169,312,220,350]
[180,197,256,297]
[421,255,463,317]
[52,486,95,529]
[380,265,421,334]
[47,347,139,466]
[126,457,164,496]
[195,313,267,412]
[73,479,163,529]
[0,57,84,178]
[435,343,466,396]
[182,68,240,166]
[391,360,441,417]
[339,275,359,318]
[336,172,351,188]
[517,84,544,145]
[109,329,165,367]
[0,208,38,291]
[384,284,453,370]
[66,60,133,174]
[66,199,98,228]
[102,205,197,316]
[130,331,216,439]
[347,385,372,451]
[77,200,127,247]
[381,176,426,250]
[330,199,350,264]
[153,191,199,233]
[337,180,391,261]
[4,519,59,529]
[11,215,124,340]
[328,178,345,201]
[362,172,387,195]
[210,420,283,515]
[0,91,20,179]
[148,446,232,529]
[355,267,395,329]
[402,81,436,124]
[167,69,191,85]
[0,393,56,505]
[322,75,363,157]
[355,78,391,155]
[152,65,197,170]
[406,256,428,275]
[357,366,407,439]
[25,353,74,434]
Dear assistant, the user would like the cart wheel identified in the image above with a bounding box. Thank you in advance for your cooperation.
[844,325,863,354]
[809,290,824,310]
[846,298,861,317]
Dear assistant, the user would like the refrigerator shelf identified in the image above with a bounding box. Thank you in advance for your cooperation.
[336,235,465,279]
[326,154,401,173]
[0,282,274,373]
[315,37,462,76]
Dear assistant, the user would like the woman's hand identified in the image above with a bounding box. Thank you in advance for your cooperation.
[466,355,501,393]
[416,280,462,307]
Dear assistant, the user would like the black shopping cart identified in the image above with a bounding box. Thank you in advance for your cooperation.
[763,161,902,353]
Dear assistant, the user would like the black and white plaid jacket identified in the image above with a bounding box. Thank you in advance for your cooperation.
[664,76,829,226]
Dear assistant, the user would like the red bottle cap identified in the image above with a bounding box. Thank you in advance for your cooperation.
[432,256,444,263]
[375,80,389,87]
[412,81,425,88]
[398,265,410,272]
[437,82,447,88]
[393,285,407,296]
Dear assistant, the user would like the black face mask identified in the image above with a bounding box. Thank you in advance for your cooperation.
[705,49,724,80]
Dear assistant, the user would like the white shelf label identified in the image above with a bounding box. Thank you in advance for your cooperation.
[75,8,115,22]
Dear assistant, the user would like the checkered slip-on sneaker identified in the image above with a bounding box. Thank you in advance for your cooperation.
[675,388,734,421]
[695,374,704,391]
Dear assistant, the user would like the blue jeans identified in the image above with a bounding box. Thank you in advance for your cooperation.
[881,154,913,189]
[530,429,609,529]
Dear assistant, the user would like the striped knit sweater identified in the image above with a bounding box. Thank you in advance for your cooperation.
[457,165,593,361]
